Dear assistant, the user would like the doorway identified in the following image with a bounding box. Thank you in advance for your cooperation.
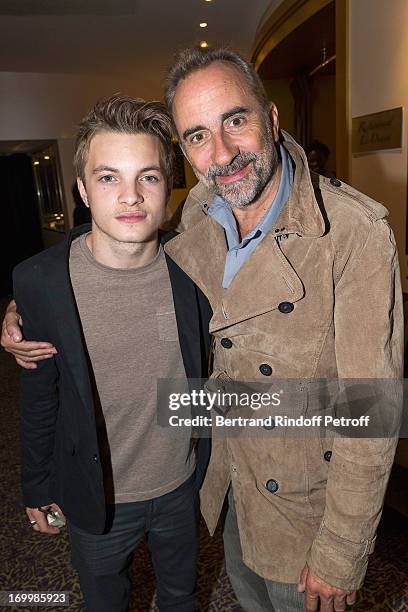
[254,1,337,176]
[0,140,65,296]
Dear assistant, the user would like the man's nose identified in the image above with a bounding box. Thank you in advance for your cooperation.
[119,182,143,206]
[211,132,239,167]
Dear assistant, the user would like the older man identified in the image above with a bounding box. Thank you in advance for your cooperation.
[2,48,403,612]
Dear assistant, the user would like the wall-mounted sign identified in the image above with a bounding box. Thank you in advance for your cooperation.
[352,107,403,154]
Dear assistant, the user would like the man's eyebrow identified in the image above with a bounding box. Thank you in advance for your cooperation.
[91,165,163,175]
[138,165,163,174]
[92,165,119,174]
[182,106,250,141]
[221,106,250,122]
[182,125,207,141]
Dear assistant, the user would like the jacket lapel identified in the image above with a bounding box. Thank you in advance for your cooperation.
[210,232,304,331]
[161,232,204,380]
[165,217,304,332]
[164,216,227,299]
[44,227,94,413]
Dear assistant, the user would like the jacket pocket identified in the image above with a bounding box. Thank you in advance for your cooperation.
[255,475,315,518]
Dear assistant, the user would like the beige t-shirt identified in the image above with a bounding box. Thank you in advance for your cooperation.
[69,234,194,503]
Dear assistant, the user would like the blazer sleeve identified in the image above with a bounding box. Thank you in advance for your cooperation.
[13,263,59,508]
[306,218,403,590]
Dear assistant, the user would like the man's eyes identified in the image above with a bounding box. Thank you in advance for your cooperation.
[98,175,160,183]
[227,115,246,129]
[187,117,247,145]
[140,175,160,182]
[189,132,206,145]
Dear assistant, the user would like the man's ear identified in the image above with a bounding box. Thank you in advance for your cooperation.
[77,177,89,208]
[268,102,280,142]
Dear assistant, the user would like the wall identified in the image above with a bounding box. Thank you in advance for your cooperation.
[349,0,408,468]
[263,78,295,135]
[349,0,408,292]
[166,160,197,221]
[0,71,162,230]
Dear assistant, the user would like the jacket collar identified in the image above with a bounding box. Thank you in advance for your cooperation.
[278,131,326,237]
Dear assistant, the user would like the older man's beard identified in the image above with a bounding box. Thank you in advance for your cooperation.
[196,128,280,209]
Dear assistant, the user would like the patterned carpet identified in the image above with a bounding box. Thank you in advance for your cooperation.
[1,299,407,611]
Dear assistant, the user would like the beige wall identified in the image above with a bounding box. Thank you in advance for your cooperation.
[349,0,408,293]
[0,71,162,230]
[349,0,408,469]
[166,160,197,221]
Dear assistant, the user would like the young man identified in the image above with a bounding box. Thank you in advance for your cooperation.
[9,94,211,612]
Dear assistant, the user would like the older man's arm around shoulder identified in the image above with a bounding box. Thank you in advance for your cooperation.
[302,211,403,610]
[1,298,57,368]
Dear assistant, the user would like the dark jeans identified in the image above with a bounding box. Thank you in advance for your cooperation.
[68,474,198,612]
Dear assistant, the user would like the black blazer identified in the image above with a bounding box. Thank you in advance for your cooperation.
[13,225,212,534]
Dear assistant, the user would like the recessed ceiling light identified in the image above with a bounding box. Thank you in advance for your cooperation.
[200,22,208,28]
[44,155,50,160]
[33,161,39,165]
[200,41,209,48]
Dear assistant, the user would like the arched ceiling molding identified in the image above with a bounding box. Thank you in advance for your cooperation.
[252,0,332,72]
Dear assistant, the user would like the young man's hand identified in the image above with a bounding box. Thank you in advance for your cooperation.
[26,504,65,535]
[1,300,57,369]
[298,564,357,611]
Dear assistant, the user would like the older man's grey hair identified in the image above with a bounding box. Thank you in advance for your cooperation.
[164,47,269,113]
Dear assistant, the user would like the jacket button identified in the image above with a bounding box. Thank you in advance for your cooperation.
[330,177,342,187]
[266,479,279,493]
[263,418,275,430]
[324,451,332,462]
[259,363,272,376]
[221,338,233,349]
[278,301,294,314]
[92,454,99,462]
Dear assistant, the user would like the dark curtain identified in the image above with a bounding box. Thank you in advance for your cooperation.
[0,154,43,296]
[290,73,312,148]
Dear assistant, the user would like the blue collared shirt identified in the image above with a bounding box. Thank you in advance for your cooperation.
[208,144,293,288]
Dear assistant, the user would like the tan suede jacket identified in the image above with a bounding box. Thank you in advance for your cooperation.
[164,132,403,590]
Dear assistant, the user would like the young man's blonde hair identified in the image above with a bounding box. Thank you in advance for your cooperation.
[74,94,174,193]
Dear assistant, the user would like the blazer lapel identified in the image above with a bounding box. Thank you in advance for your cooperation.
[163,250,203,380]
[44,232,94,413]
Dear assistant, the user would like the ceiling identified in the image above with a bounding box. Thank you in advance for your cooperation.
[0,0,272,87]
